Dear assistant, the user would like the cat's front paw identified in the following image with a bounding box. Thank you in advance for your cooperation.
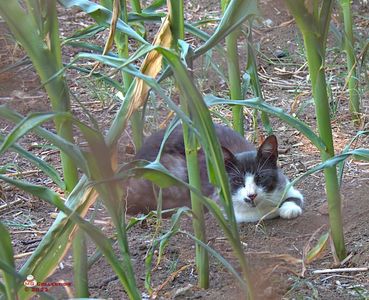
[279,201,302,219]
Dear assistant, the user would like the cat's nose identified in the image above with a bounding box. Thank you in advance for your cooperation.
[248,194,257,201]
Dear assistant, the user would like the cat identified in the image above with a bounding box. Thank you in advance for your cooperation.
[124,124,303,223]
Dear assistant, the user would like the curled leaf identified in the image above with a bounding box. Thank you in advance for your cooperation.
[305,232,329,264]
[127,14,172,119]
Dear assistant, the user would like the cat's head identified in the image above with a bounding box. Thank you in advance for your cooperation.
[223,135,285,208]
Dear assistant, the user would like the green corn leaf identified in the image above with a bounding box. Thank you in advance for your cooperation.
[157,207,190,264]
[69,65,125,93]
[194,0,258,57]
[0,106,140,297]
[47,115,137,295]
[17,176,94,299]
[125,21,227,83]
[143,0,166,13]
[359,40,369,69]
[0,108,121,182]
[64,51,194,143]
[0,2,38,55]
[291,149,369,188]
[0,282,4,295]
[126,210,176,231]
[0,108,88,174]
[0,175,139,299]
[156,0,258,84]
[0,112,60,156]
[0,0,79,194]
[58,0,147,44]
[62,24,105,43]
[0,260,24,284]
[155,47,236,219]
[144,207,190,292]
[0,222,17,299]
[153,47,253,289]
[63,40,106,53]
[40,48,193,141]
[180,230,246,288]
[204,95,327,152]
[337,130,369,185]
[46,44,153,85]
[0,134,65,190]
[128,11,165,23]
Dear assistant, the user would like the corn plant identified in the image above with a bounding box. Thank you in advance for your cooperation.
[221,0,244,135]
[0,0,78,193]
[245,20,273,136]
[284,0,346,260]
[167,0,210,289]
[101,0,145,149]
[339,0,361,125]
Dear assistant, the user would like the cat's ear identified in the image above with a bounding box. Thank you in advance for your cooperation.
[221,146,238,164]
[257,135,278,165]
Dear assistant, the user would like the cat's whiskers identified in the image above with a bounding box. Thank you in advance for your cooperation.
[256,192,284,206]
[257,168,275,174]
[225,162,242,176]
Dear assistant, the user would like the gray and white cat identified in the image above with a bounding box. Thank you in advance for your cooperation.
[125,124,303,223]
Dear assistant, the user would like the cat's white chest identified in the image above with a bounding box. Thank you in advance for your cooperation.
[233,202,280,223]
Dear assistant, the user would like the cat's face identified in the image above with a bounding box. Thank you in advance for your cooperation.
[224,135,284,208]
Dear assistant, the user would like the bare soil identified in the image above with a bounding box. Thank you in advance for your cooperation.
[0,0,368,299]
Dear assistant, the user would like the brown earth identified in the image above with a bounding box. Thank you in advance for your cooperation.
[0,0,368,299]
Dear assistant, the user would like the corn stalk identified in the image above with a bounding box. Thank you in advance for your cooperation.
[339,0,361,125]
[169,0,209,288]
[221,0,244,135]
[246,21,273,135]
[284,0,346,260]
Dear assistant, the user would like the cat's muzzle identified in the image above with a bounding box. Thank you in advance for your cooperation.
[243,196,257,207]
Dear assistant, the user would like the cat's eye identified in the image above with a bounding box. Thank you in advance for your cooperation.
[255,173,265,184]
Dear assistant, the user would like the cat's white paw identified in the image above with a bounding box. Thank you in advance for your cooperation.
[279,201,302,219]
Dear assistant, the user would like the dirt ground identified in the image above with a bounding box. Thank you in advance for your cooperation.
[0,0,368,299]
